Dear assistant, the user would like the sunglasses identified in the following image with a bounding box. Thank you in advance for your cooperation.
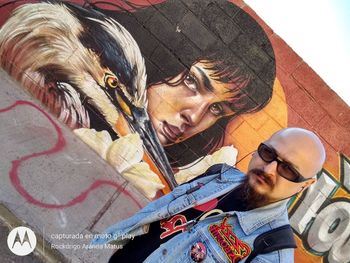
[257,143,308,183]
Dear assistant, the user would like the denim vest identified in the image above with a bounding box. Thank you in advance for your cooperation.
[92,164,294,262]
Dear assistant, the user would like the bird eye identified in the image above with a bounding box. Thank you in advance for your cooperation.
[105,75,118,88]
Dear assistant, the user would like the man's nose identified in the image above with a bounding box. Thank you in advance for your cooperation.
[263,161,278,179]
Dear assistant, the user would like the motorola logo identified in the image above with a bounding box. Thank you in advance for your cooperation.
[7,226,37,256]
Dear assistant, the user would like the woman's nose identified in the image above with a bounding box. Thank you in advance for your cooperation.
[180,100,209,127]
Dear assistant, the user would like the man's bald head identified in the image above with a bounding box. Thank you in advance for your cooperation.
[268,127,326,178]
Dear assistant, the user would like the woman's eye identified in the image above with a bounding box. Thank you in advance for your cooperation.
[209,103,224,116]
[184,73,198,92]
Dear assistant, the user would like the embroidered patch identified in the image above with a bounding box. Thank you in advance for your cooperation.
[208,218,251,263]
[160,214,187,239]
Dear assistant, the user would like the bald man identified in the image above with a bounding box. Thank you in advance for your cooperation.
[93,127,326,263]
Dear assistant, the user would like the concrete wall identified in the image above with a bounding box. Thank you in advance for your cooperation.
[0,1,349,262]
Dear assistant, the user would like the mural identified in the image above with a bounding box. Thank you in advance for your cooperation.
[0,0,278,197]
[0,0,349,262]
[0,1,176,198]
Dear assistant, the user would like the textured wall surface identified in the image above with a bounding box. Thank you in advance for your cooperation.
[0,1,349,262]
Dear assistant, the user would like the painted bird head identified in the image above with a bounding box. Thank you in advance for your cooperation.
[0,2,145,132]
[0,2,176,188]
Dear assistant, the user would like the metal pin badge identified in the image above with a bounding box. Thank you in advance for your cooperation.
[190,242,207,262]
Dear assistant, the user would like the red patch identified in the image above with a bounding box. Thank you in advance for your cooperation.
[194,198,218,212]
[208,218,251,263]
[160,214,187,239]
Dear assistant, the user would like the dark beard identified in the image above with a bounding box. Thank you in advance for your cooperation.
[237,169,274,210]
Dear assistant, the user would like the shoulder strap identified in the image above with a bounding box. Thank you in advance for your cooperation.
[244,224,297,263]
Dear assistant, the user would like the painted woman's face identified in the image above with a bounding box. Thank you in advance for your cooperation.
[147,61,238,146]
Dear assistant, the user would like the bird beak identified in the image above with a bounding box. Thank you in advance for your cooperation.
[113,86,178,190]
[129,107,178,189]
[116,95,132,117]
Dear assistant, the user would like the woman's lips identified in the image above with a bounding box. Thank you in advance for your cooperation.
[161,121,182,143]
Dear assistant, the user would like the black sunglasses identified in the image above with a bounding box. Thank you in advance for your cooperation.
[257,143,309,183]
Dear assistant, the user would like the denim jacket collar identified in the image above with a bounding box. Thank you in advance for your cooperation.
[218,164,246,183]
[236,199,289,235]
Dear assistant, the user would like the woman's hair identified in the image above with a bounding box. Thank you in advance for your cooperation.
[89,0,276,166]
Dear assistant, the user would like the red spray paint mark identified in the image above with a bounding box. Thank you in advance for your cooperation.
[0,100,142,209]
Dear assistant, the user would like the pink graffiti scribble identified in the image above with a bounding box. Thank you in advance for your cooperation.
[0,100,142,209]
